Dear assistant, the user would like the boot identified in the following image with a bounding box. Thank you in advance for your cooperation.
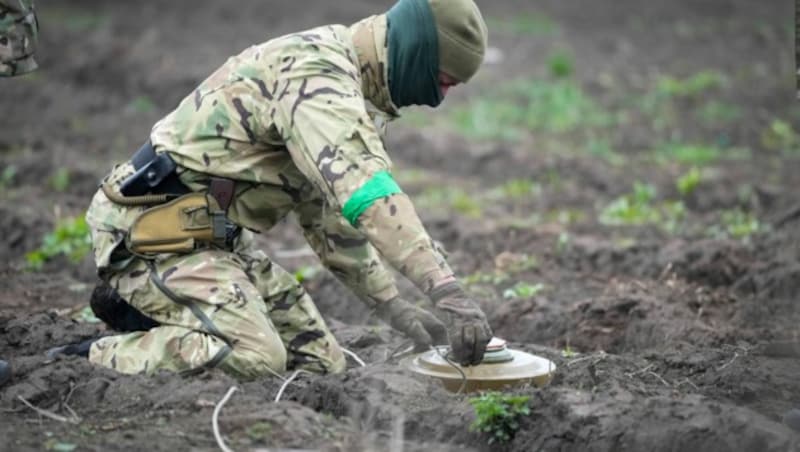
[46,339,98,360]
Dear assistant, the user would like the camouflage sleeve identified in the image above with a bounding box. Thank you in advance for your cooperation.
[295,198,400,307]
[273,35,453,295]
[0,0,38,76]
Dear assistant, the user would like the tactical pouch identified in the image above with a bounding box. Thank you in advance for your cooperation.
[127,192,228,254]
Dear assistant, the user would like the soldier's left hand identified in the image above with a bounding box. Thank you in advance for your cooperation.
[375,297,448,349]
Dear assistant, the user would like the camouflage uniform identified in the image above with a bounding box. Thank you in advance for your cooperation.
[0,0,38,76]
[86,15,454,378]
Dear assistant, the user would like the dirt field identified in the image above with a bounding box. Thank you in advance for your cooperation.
[2,0,799,450]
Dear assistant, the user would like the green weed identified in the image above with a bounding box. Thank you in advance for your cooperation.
[26,215,92,270]
[0,165,17,191]
[561,344,577,358]
[246,422,273,441]
[463,271,511,286]
[761,119,798,152]
[545,209,586,225]
[707,208,760,240]
[676,166,701,196]
[50,168,71,192]
[449,79,611,140]
[655,70,726,98]
[469,392,531,444]
[655,142,750,166]
[503,282,544,299]
[416,187,482,217]
[599,183,686,231]
[128,95,156,114]
[491,179,541,199]
[697,101,741,124]
[555,231,571,254]
[599,182,660,225]
[641,70,727,128]
[548,50,573,79]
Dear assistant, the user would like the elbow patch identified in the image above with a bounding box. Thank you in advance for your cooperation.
[342,171,402,226]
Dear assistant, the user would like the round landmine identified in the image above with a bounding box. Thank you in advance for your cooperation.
[403,338,556,393]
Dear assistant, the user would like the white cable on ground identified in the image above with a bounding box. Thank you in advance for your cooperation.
[213,385,238,452]
[275,369,312,402]
[342,348,367,367]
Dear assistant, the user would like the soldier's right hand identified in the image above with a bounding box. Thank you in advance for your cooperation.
[429,281,493,366]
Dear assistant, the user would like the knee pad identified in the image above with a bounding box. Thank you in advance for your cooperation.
[90,281,160,332]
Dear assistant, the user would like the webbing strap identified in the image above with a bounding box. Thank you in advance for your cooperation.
[145,260,232,372]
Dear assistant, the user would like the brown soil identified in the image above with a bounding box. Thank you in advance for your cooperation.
[1,0,799,450]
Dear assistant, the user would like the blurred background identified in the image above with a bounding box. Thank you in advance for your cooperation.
[1,1,800,450]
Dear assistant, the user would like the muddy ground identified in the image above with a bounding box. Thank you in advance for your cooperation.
[1,0,800,450]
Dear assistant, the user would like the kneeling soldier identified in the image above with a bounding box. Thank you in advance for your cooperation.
[64,0,493,378]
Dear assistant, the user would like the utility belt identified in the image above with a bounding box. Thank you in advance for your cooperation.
[101,141,240,255]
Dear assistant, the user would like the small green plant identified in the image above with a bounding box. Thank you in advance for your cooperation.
[697,100,741,124]
[246,421,273,441]
[717,208,760,240]
[449,79,611,140]
[503,282,544,299]
[469,392,531,444]
[761,119,798,152]
[451,192,482,217]
[561,344,577,358]
[656,143,722,166]
[600,183,686,232]
[26,215,92,270]
[50,168,71,192]
[128,95,156,113]
[599,182,660,225]
[492,179,541,199]
[555,231,571,254]
[548,50,573,79]
[463,270,510,286]
[0,165,17,191]
[676,166,701,196]
[417,187,482,217]
[655,70,725,98]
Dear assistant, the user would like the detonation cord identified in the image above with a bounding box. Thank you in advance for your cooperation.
[213,386,238,452]
[431,345,467,394]
[275,348,366,402]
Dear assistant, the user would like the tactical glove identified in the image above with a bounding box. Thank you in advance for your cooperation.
[429,281,493,366]
[375,297,448,349]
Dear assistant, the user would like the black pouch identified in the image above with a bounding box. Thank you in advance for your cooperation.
[119,152,179,196]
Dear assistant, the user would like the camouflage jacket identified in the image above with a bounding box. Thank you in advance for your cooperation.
[147,15,453,307]
[0,0,38,76]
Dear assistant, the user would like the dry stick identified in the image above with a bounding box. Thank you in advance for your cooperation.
[17,396,80,424]
[716,352,740,371]
[646,371,671,388]
[675,378,699,391]
[566,351,607,367]
[625,363,654,378]
[212,386,238,452]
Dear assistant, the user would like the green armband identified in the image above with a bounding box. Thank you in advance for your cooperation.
[342,170,402,226]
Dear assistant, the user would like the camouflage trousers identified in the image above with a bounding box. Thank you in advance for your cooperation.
[86,192,346,378]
